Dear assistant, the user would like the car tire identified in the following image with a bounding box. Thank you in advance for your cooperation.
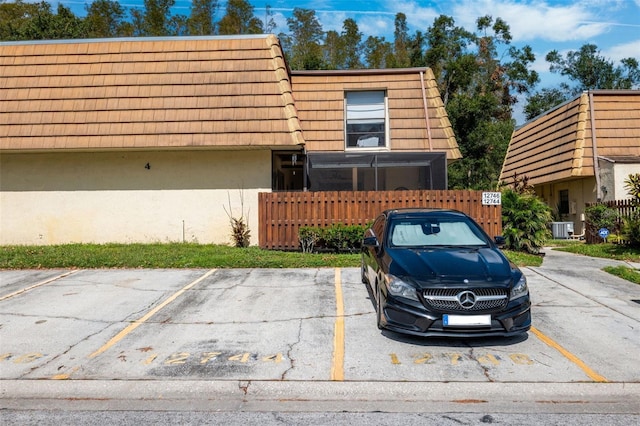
[376,283,384,330]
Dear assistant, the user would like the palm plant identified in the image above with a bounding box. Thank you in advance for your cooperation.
[501,188,552,254]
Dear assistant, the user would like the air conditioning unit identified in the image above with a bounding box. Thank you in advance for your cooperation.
[551,222,574,239]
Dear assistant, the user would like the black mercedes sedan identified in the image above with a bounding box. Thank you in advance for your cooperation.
[361,208,531,338]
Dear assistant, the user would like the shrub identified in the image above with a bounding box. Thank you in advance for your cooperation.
[298,226,321,253]
[224,190,251,248]
[323,224,365,252]
[584,204,618,243]
[624,173,640,206]
[501,188,552,254]
[298,224,366,253]
[622,212,640,247]
[229,217,251,248]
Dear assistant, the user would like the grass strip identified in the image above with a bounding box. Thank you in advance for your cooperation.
[1,244,540,269]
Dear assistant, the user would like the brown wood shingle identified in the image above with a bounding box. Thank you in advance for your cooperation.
[1,35,304,151]
[500,90,640,185]
[291,68,461,160]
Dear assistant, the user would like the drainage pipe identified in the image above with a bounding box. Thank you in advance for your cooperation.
[588,91,602,201]
[420,71,433,151]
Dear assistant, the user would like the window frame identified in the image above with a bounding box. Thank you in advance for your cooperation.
[344,90,389,151]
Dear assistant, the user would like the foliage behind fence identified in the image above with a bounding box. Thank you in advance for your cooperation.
[585,199,638,244]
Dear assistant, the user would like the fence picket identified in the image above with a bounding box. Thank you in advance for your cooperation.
[258,190,502,250]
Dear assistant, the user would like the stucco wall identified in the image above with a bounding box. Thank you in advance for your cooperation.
[535,177,597,236]
[612,163,639,200]
[0,150,271,245]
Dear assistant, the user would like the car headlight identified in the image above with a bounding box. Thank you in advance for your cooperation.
[510,275,529,301]
[384,274,419,301]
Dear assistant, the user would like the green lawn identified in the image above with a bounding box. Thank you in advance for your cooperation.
[0,243,541,269]
[550,240,640,262]
[5,241,637,271]
[602,265,640,285]
[549,240,640,285]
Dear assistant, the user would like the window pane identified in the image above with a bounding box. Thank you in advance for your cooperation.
[346,92,385,120]
[346,91,386,148]
[346,121,385,148]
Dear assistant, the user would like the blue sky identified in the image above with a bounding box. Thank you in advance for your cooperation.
[60,0,639,80]
[53,0,640,121]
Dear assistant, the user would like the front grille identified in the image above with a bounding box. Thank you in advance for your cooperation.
[422,288,508,312]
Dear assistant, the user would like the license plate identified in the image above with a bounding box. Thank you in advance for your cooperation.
[443,314,491,327]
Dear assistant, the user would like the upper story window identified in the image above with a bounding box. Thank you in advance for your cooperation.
[345,91,388,149]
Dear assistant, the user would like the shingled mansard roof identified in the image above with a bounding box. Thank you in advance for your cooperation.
[292,68,462,160]
[1,35,460,158]
[500,90,640,185]
[0,35,303,152]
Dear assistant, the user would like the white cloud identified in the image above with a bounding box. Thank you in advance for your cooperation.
[386,1,441,30]
[317,11,349,33]
[450,0,610,43]
[605,39,640,61]
[358,16,395,39]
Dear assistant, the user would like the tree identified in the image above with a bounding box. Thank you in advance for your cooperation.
[523,86,569,120]
[390,13,410,68]
[323,30,344,69]
[363,36,392,69]
[341,18,363,69]
[218,0,262,35]
[187,0,218,35]
[0,0,39,40]
[285,8,325,70]
[408,31,426,67]
[524,43,639,123]
[132,0,176,36]
[424,15,475,105]
[546,43,640,93]
[18,3,86,40]
[85,0,128,38]
[425,15,538,189]
[261,4,277,34]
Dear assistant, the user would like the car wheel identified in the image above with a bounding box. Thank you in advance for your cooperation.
[376,282,384,330]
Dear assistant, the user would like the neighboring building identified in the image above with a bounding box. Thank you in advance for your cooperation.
[1,35,460,246]
[500,90,640,236]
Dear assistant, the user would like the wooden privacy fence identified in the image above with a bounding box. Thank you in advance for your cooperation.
[259,190,502,250]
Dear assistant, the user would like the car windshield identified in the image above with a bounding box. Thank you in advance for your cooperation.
[389,217,488,247]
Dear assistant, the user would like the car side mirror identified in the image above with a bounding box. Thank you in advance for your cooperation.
[494,236,506,247]
[362,236,379,248]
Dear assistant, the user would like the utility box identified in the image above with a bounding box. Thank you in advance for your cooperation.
[551,222,574,239]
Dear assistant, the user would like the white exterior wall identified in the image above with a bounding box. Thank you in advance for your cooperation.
[0,150,271,245]
[612,163,640,200]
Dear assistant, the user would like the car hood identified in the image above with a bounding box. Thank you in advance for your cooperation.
[388,247,513,286]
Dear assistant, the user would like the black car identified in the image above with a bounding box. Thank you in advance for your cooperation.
[361,208,531,338]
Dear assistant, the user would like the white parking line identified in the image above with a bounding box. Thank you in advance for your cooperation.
[0,270,82,302]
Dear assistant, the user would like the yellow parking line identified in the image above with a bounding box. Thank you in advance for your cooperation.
[531,326,608,383]
[0,270,82,302]
[88,269,217,359]
[331,268,345,381]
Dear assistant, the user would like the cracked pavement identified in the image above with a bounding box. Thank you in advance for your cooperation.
[1,253,640,414]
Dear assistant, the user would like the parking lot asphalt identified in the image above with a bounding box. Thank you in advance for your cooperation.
[1,248,639,414]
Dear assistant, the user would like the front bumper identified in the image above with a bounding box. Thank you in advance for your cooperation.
[379,294,531,338]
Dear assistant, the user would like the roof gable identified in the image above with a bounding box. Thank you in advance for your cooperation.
[291,68,461,160]
[500,90,640,185]
[1,35,303,151]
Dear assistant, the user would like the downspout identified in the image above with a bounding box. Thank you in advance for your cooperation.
[302,145,308,191]
[420,71,433,151]
[588,91,602,201]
